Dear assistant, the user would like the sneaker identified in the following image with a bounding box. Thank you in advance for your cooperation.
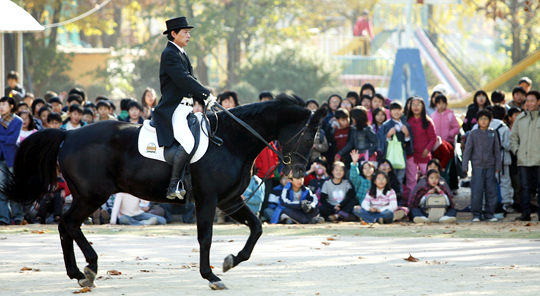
[413,216,430,224]
[377,217,385,224]
[143,217,158,225]
[439,216,457,223]
[472,217,481,222]
[328,214,339,223]
[503,204,516,213]
[280,214,296,224]
[393,209,405,221]
[487,217,498,222]
[310,216,325,224]
[101,210,110,224]
[352,206,362,218]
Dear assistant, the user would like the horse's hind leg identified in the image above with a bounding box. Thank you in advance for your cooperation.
[219,198,262,273]
[59,198,101,287]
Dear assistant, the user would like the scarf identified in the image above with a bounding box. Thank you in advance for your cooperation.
[1,113,14,129]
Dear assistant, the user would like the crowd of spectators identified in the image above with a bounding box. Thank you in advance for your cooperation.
[1,69,538,226]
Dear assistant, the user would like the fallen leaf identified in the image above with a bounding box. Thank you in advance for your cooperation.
[107,270,121,275]
[140,270,153,272]
[525,222,532,227]
[361,221,368,225]
[316,293,320,295]
[277,260,282,262]
[73,287,92,294]
[443,230,456,234]
[321,242,330,246]
[210,266,214,269]
[510,229,517,232]
[327,237,335,241]
[358,257,366,259]
[31,230,48,234]
[20,267,33,271]
[192,248,200,252]
[404,254,419,262]
[89,242,93,245]
[228,240,234,242]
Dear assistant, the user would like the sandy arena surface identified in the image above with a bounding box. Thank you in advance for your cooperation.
[1,224,540,296]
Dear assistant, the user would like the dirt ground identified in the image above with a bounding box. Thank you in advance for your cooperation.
[1,223,540,296]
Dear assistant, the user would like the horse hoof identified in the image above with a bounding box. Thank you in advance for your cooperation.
[223,254,234,273]
[78,267,97,288]
[209,281,228,290]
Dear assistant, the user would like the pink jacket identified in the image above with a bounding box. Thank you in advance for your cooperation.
[408,117,437,163]
[430,109,460,144]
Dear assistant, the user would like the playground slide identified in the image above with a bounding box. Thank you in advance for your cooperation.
[449,48,540,108]
[413,28,468,98]
[369,30,395,55]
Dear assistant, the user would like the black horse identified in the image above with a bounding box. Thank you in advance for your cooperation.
[1,94,327,290]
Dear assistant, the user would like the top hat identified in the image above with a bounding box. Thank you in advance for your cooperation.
[163,16,194,35]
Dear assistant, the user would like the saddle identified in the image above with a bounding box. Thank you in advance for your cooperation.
[424,194,447,222]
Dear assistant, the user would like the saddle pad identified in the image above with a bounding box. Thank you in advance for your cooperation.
[138,114,209,164]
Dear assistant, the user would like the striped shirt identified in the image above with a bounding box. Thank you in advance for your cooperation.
[361,188,397,213]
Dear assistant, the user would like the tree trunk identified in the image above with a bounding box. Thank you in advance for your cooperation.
[48,3,63,49]
[102,5,122,48]
[226,33,240,89]
[196,55,209,86]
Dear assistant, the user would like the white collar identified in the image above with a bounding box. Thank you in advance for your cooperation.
[169,41,185,54]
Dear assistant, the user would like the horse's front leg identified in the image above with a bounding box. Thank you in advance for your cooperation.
[195,194,226,290]
[220,198,262,272]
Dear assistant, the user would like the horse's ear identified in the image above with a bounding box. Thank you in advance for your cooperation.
[311,107,328,126]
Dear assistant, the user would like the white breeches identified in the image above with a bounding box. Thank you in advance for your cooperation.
[171,104,194,154]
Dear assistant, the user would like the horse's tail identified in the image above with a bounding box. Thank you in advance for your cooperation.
[0,129,68,206]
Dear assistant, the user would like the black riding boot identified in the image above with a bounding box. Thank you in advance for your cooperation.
[166,145,190,200]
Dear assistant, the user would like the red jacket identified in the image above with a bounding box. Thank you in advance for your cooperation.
[408,117,437,164]
[255,142,279,179]
[432,139,454,170]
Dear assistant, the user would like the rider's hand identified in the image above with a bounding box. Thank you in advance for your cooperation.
[205,94,217,108]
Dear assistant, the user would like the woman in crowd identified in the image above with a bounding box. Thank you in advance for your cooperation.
[462,90,491,132]
[141,88,158,119]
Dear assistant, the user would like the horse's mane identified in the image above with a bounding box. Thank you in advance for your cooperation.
[222,93,306,121]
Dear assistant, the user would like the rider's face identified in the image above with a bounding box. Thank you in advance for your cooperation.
[172,29,191,48]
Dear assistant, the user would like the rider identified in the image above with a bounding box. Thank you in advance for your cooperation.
[153,16,217,199]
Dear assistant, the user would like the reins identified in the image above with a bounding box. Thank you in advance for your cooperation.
[208,103,315,216]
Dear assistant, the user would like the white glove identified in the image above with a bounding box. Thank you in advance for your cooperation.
[205,94,217,108]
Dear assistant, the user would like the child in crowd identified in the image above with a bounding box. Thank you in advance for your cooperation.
[473,105,513,212]
[377,101,412,188]
[23,93,34,107]
[270,176,323,224]
[359,95,372,122]
[353,170,397,224]
[406,97,437,201]
[49,96,64,114]
[308,123,329,163]
[340,99,353,113]
[305,99,319,111]
[371,107,387,135]
[85,101,97,118]
[305,156,329,190]
[430,95,460,144]
[47,113,62,129]
[4,71,25,101]
[125,101,145,124]
[0,96,24,225]
[427,84,449,115]
[110,193,165,225]
[96,100,117,121]
[507,107,521,129]
[82,108,95,124]
[16,102,29,113]
[371,94,390,121]
[463,90,491,132]
[349,150,375,205]
[508,87,526,109]
[360,83,375,97]
[409,159,453,206]
[118,98,134,121]
[264,174,289,222]
[462,109,501,222]
[61,104,87,130]
[322,94,342,130]
[63,94,84,121]
[335,106,378,164]
[491,90,508,110]
[38,106,52,128]
[378,159,403,205]
[31,98,45,117]
[320,161,357,222]
[192,100,204,113]
[141,88,158,119]
[345,91,359,106]
[17,110,37,143]
[330,108,351,164]
[409,169,456,224]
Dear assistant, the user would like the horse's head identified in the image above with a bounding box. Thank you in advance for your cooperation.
[279,105,328,179]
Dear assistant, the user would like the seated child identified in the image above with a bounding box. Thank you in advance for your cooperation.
[305,156,329,187]
[349,149,375,205]
[125,101,145,124]
[320,161,357,222]
[110,193,165,225]
[263,174,289,222]
[47,112,63,129]
[408,159,453,207]
[353,170,397,224]
[270,176,323,224]
[409,169,457,223]
[96,100,117,121]
[61,104,87,130]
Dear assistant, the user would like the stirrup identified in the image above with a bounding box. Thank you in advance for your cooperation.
[166,181,186,200]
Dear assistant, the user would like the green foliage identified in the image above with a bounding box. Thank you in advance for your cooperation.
[231,82,258,104]
[238,42,344,99]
